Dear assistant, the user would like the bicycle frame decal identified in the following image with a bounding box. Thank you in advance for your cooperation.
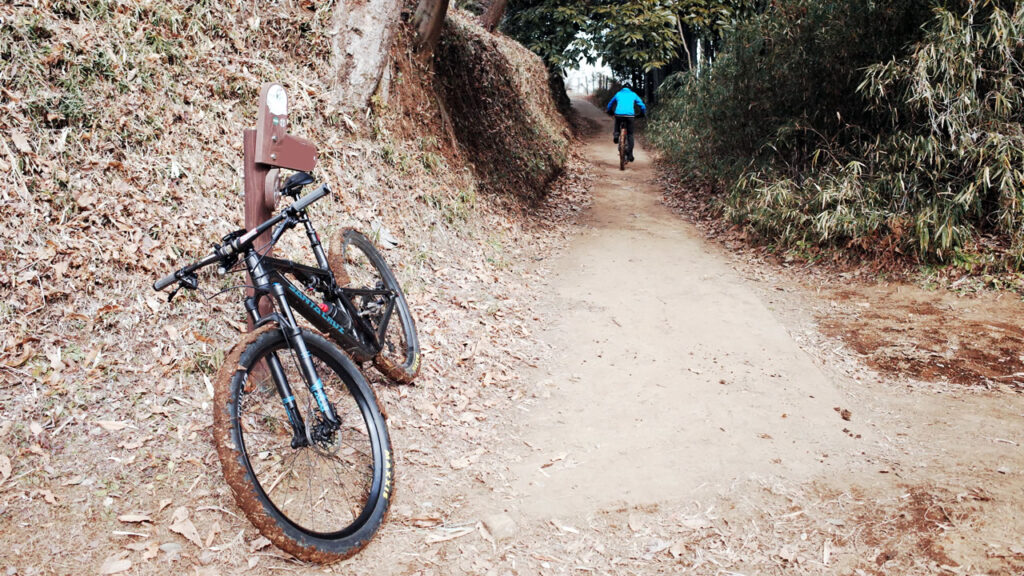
[285,282,346,335]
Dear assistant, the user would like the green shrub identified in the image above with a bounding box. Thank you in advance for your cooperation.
[651,0,1024,269]
[651,0,931,175]
[729,1,1024,266]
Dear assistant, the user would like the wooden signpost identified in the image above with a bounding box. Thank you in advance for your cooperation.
[243,83,319,327]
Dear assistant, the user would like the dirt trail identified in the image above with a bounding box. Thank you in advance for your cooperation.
[444,99,1024,575]
[501,100,871,518]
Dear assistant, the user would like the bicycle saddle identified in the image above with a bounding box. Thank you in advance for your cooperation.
[281,171,314,197]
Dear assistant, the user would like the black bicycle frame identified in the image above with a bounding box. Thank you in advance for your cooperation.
[236,243,397,447]
[252,257,398,363]
[156,182,401,448]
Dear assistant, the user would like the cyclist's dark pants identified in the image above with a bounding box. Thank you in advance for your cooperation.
[613,115,635,157]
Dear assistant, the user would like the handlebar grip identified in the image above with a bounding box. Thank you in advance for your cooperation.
[153,271,179,291]
[288,184,330,214]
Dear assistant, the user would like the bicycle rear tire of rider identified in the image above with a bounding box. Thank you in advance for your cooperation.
[618,126,628,171]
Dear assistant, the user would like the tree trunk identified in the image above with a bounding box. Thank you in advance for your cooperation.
[676,20,697,72]
[412,0,450,56]
[645,68,662,105]
[330,0,403,110]
[547,67,571,114]
[479,0,507,33]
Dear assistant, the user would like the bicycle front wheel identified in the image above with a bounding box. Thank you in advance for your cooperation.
[328,228,420,384]
[212,328,393,562]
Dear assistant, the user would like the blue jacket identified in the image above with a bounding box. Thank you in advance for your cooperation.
[606,88,646,116]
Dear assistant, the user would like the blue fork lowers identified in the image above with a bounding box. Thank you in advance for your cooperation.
[212,328,393,562]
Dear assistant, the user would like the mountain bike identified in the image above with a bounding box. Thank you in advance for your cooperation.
[153,172,417,561]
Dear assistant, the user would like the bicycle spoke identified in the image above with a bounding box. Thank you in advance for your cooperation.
[321,450,361,517]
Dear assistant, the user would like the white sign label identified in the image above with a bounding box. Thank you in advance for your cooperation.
[266,85,287,116]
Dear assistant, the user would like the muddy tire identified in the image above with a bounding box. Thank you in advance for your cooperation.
[327,228,420,384]
[212,328,393,563]
[618,127,627,171]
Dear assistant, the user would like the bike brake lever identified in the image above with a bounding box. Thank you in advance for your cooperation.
[167,273,199,302]
[181,273,199,290]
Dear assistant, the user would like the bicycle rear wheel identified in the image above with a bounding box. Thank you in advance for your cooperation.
[328,228,420,384]
[212,327,393,562]
[618,127,627,171]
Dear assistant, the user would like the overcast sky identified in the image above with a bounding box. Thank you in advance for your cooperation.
[565,59,613,94]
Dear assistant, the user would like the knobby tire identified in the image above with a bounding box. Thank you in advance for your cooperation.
[328,228,421,384]
[212,327,393,562]
[618,127,627,171]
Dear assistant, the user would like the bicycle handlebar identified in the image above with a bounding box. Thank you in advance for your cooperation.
[153,184,332,293]
[154,271,180,291]
[288,183,329,214]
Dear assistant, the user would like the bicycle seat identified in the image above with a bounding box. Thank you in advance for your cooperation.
[281,171,314,197]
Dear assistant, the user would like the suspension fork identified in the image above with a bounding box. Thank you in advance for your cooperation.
[245,254,338,451]
[266,281,340,426]
[244,296,308,448]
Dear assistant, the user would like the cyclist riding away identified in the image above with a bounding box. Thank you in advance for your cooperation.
[606,85,646,163]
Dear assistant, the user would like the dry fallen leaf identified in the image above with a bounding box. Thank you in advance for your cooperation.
[99,556,131,575]
[76,192,96,209]
[410,514,442,528]
[32,489,57,505]
[779,544,798,562]
[669,540,687,559]
[540,452,567,469]
[169,507,203,548]
[0,455,11,481]
[123,541,149,552]
[96,421,130,431]
[11,131,32,154]
[118,513,152,523]
[204,520,222,547]
[627,514,643,533]
[248,536,271,552]
[45,348,64,371]
[30,422,43,436]
[5,345,35,368]
[426,526,474,544]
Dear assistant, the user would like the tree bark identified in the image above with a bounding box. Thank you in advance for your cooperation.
[547,67,571,114]
[676,19,696,71]
[412,0,450,56]
[330,0,403,110]
[479,0,507,33]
